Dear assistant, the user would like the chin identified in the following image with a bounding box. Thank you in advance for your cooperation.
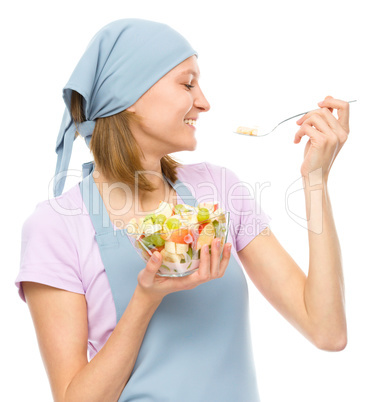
[190,140,197,150]
[171,141,197,153]
[185,137,197,151]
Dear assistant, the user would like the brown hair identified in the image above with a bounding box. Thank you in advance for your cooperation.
[70,90,183,192]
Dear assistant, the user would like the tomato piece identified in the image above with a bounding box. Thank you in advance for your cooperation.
[213,203,219,212]
[172,228,192,244]
[160,228,194,244]
[198,222,208,234]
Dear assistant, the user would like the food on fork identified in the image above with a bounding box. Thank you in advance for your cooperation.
[124,201,229,276]
[235,126,258,136]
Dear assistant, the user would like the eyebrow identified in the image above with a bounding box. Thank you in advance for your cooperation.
[179,69,201,78]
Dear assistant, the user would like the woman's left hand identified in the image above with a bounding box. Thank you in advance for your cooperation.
[294,95,350,182]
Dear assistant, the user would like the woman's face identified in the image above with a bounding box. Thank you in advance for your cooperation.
[126,55,210,156]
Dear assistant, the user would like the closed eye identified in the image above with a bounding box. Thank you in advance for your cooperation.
[184,84,195,90]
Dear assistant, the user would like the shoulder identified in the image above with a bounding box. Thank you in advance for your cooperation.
[19,183,85,271]
[16,184,86,303]
[21,183,83,239]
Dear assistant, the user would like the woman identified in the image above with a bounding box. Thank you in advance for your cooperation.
[15,18,348,402]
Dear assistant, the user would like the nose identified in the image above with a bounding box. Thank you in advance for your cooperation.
[194,86,211,113]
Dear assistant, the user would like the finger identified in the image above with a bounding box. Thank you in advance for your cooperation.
[197,244,211,280]
[296,107,340,132]
[317,96,350,133]
[210,237,221,277]
[165,244,211,291]
[318,95,334,113]
[295,114,334,140]
[294,122,328,145]
[168,242,229,291]
[218,243,232,277]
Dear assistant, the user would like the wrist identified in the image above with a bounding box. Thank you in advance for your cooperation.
[301,170,328,189]
[134,285,164,307]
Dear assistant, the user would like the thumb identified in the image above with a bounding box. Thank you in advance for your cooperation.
[318,95,334,113]
[138,251,162,289]
[147,251,162,271]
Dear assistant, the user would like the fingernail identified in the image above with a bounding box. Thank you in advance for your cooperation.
[204,245,209,255]
[318,101,324,106]
[152,253,159,262]
[217,239,221,249]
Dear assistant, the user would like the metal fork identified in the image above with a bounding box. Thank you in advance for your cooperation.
[233,99,358,137]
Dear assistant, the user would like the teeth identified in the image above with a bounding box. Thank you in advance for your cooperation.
[184,119,196,126]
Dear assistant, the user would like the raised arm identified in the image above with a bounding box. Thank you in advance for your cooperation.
[237,96,349,351]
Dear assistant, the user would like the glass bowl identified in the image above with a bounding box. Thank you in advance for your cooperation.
[124,211,230,277]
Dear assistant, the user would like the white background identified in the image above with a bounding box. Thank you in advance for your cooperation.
[2,0,370,401]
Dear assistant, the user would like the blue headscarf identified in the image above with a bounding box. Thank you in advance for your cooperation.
[54,18,198,197]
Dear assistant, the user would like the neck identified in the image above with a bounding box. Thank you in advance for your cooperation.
[92,163,174,214]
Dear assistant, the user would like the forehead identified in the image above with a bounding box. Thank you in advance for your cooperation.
[178,68,201,79]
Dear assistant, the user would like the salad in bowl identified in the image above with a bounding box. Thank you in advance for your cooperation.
[124,201,230,277]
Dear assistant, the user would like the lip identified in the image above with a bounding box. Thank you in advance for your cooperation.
[185,122,196,130]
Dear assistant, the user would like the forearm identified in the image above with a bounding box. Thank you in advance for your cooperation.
[64,287,162,402]
[302,175,347,350]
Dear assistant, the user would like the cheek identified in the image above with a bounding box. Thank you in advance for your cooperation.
[141,88,192,125]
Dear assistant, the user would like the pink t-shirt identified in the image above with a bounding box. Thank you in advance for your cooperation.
[15,161,272,361]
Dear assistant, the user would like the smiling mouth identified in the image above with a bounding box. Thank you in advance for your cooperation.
[184,118,197,126]
[185,122,196,130]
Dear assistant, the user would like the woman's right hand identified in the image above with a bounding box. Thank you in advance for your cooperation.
[136,238,232,303]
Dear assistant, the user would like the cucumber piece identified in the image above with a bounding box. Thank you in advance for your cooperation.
[141,235,154,248]
[174,204,186,212]
[180,258,186,263]
[151,233,165,247]
[144,213,156,223]
[197,207,210,222]
[166,217,180,229]
[160,264,171,271]
[153,214,167,225]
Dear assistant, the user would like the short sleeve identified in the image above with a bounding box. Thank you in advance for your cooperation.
[205,162,272,253]
[15,202,84,303]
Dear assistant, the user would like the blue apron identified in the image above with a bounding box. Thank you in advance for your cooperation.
[79,162,261,402]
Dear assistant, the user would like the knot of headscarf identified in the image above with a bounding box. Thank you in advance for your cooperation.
[53,18,198,197]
